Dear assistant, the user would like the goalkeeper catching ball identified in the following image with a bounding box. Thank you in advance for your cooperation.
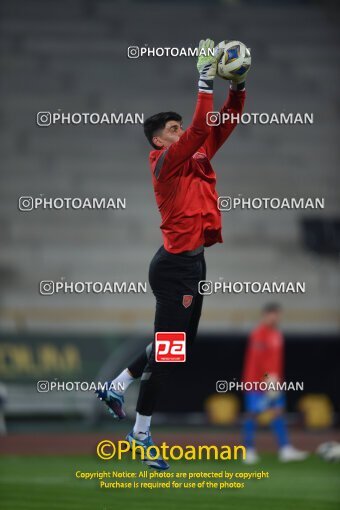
[96,39,247,470]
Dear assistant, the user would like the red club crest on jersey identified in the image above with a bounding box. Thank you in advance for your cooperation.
[182,295,193,308]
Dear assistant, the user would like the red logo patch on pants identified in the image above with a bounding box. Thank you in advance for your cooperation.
[182,294,193,308]
[155,332,186,362]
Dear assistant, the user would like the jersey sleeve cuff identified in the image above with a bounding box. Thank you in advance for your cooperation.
[230,81,246,91]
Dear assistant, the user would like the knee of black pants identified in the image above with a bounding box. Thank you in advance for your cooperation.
[144,358,176,380]
[127,343,152,379]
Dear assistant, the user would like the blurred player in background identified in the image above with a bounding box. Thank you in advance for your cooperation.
[242,303,308,463]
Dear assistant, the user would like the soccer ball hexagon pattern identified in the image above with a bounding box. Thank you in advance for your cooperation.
[216,40,251,81]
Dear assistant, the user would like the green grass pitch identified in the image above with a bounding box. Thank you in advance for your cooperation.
[0,454,339,510]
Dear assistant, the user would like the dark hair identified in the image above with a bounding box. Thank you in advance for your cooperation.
[143,111,182,149]
[262,303,282,314]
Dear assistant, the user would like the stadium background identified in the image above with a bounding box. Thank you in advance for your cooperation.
[0,0,339,509]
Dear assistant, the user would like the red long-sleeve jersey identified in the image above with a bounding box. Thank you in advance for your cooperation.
[243,324,284,384]
[149,89,246,254]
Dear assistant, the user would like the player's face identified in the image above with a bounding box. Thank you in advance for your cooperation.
[264,311,281,328]
[153,120,184,148]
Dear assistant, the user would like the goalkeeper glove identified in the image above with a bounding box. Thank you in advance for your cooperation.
[197,38,223,93]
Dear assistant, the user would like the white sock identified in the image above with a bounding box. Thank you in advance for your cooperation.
[133,413,152,439]
[111,368,134,395]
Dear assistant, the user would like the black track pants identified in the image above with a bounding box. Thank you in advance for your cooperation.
[128,245,206,416]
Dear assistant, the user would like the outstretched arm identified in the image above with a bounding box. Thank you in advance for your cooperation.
[153,39,223,182]
[202,82,246,161]
[154,92,212,181]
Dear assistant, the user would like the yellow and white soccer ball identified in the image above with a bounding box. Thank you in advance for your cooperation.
[216,40,251,82]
